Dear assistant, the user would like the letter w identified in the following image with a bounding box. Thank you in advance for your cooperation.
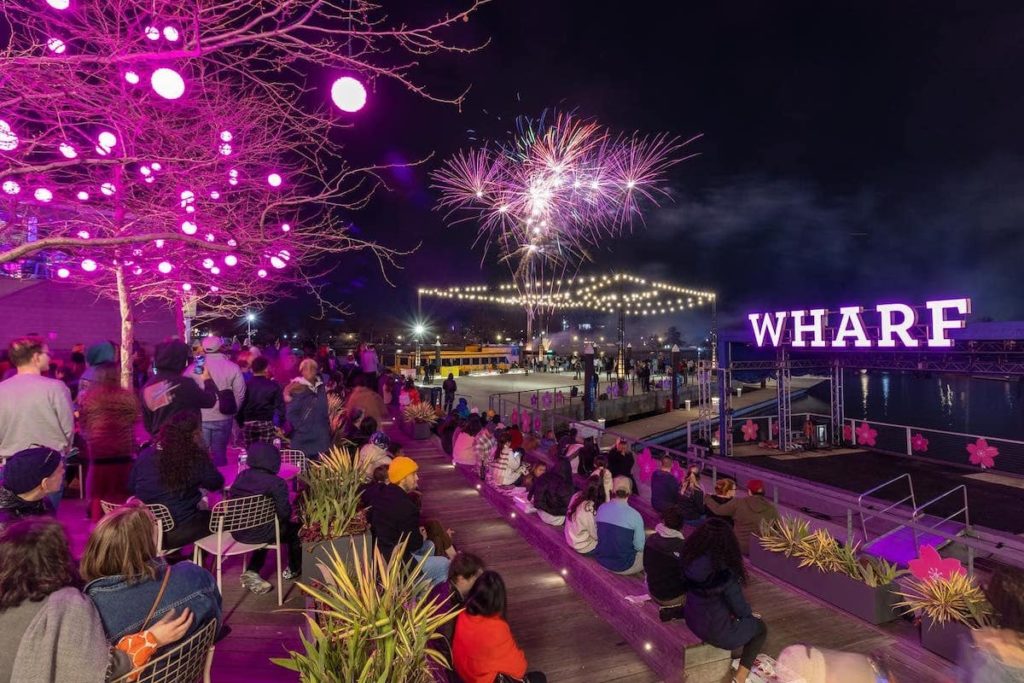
[748,312,788,347]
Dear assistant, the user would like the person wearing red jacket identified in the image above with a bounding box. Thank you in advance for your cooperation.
[452,571,546,683]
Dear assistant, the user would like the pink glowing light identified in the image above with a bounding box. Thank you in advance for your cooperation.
[81,259,97,272]
[132,266,143,275]
[163,26,179,41]
[270,256,286,269]
[331,76,367,113]
[210,191,220,199]
[281,223,290,232]
[151,162,162,171]
[257,269,267,278]
[224,254,238,266]
[98,131,117,149]
[140,166,151,176]
[210,266,221,275]
[144,26,160,40]
[46,0,70,9]
[2,181,21,195]
[124,71,140,85]
[34,188,53,202]
[76,190,89,200]
[185,205,195,213]
[100,182,115,196]
[911,433,929,452]
[202,258,214,269]
[181,283,192,291]
[59,142,77,158]
[181,221,197,235]
[157,261,172,274]
[56,267,70,278]
[76,230,89,239]
[0,120,18,151]
[218,143,232,156]
[219,131,233,142]
[151,68,185,100]
[267,173,282,188]
[155,239,165,248]
[144,176,155,184]
[227,239,237,247]
[205,233,215,242]
[47,38,66,54]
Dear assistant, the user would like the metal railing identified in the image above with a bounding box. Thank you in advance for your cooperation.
[858,473,917,544]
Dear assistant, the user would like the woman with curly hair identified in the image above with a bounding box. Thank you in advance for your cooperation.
[0,519,191,682]
[128,412,224,548]
[680,518,767,683]
[79,362,139,521]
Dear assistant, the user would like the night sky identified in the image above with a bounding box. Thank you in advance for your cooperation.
[269,1,1024,340]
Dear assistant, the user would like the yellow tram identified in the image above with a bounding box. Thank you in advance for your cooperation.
[394,345,518,376]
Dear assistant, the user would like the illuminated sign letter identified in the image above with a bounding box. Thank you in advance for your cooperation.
[748,311,788,347]
[925,298,971,348]
[790,309,828,348]
[877,303,919,348]
[832,306,872,348]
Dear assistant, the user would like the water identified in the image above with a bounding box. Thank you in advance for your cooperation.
[783,371,1024,440]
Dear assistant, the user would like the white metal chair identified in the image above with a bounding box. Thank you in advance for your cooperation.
[236,448,305,490]
[192,494,282,605]
[99,500,182,557]
[111,617,218,683]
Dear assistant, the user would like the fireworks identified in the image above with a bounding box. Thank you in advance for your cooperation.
[432,112,698,283]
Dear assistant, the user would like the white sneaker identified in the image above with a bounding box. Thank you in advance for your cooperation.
[240,570,272,594]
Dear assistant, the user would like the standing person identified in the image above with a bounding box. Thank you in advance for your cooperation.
[79,362,139,521]
[644,506,687,621]
[704,479,780,555]
[0,447,64,530]
[706,478,737,525]
[442,373,457,413]
[680,518,767,683]
[141,340,218,437]
[650,455,682,513]
[78,341,117,400]
[359,342,380,387]
[186,336,244,467]
[0,337,74,460]
[593,477,646,575]
[236,356,285,446]
[364,456,450,586]
[0,519,193,683]
[607,439,638,497]
[128,412,225,549]
[285,359,331,461]
[452,571,547,683]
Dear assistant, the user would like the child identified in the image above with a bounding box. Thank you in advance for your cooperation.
[230,441,302,593]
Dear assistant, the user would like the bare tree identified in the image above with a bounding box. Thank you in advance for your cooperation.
[1,0,489,384]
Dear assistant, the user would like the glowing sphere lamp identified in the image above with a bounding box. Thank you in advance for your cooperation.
[151,68,185,100]
[331,76,367,113]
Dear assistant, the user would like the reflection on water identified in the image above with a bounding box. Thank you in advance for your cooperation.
[790,371,1024,440]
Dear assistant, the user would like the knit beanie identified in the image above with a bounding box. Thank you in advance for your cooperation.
[388,456,419,484]
[85,341,116,367]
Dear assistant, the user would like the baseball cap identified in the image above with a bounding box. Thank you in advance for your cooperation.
[2,447,62,495]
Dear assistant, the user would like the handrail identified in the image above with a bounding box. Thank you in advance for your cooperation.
[857,473,916,544]
[915,485,971,532]
[858,473,917,509]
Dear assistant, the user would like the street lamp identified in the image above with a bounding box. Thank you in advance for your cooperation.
[245,312,256,341]
[413,323,426,373]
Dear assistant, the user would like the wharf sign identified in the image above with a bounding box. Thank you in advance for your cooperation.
[748,298,971,349]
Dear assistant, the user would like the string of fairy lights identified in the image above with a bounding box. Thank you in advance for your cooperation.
[417,273,716,317]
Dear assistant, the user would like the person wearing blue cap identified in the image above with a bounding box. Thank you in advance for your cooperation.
[0,447,65,530]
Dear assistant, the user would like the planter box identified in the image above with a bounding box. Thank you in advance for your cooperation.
[300,532,370,586]
[921,615,970,662]
[749,542,900,624]
[401,419,432,440]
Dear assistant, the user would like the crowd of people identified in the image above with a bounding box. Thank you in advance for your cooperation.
[2,333,1023,682]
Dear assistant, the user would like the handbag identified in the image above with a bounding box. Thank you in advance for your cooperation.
[115,565,173,680]
[212,380,238,416]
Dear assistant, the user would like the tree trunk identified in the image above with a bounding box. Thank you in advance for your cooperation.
[115,264,134,389]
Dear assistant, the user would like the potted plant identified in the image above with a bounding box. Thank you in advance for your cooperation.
[297,446,370,584]
[894,547,992,661]
[753,517,905,624]
[274,540,460,682]
[402,402,438,440]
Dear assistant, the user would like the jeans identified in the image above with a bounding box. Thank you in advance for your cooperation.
[202,419,234,466]
[248,520,302,574]
[411,540,450,587]
[443,393,454,413]
[739,618,768,670]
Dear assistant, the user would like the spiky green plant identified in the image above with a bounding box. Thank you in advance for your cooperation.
[299,446,366,544]
[758,516,812,557]
[895,572,993,627]
[273,539,460,682]
[403,402,439,425]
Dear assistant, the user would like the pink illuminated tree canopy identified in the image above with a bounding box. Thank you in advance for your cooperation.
[0,0,490,384]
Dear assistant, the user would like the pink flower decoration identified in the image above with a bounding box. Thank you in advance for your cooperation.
[529,394,538,407]
[911,433,929,453]
[771,421,780,436]
[842,424,853,442]
[855,422,878,447]
[669,459,685,481]
[741,419,759,442]
[637,448,658,483]
[521,412,531,432]
[533,415,542,433]
[510,409,519,426]
[967,438,999,469]
[909,545,965,582]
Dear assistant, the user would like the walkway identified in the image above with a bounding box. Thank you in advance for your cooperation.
[399,431,661,683]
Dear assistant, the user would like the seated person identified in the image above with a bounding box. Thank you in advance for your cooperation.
[590,454,613,504]
[0,446,65,530]
[452,415,481,467]
[528,457,574,526]
[128,412,225,549]
[677,465,706,523]
[643,506,687,620]
[428,551,486,682]
[0,518,191,682]
[681,518,767,683]
[452,571,547,683]
[228,441,304,593]
[82,504,222,640]
[704,479,779,555]
[564,478,604,555]
[356,430,393,480]
[493,438,530,488]
[706,478,736,526]
[649,455,681,513]
[365,456,449,586]
[576,436,600,475]
[606,439,638,494]
[593,477,646,575]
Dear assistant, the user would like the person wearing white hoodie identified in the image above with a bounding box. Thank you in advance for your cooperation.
[564,478,603,555]
[186,336,245,466]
